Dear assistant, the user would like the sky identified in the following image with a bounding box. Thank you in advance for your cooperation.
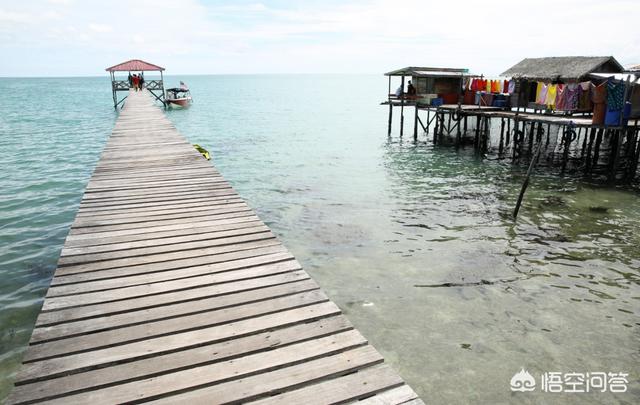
[0,0,638,77]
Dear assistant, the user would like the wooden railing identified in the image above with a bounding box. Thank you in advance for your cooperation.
[145,80,163,90]
[112,80,130,91]
[112,80,164,91]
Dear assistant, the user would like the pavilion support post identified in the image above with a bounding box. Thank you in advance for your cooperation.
[413,106,419,142]
[388,104,393,137]
[160,70,166,107]
[387,76,393,136]
[400,76,405,137]
[506,117,511,147]
[111,72,117,110]
[426,109,431,134]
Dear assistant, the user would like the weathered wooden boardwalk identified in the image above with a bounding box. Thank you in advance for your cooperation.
[8,91,422,404]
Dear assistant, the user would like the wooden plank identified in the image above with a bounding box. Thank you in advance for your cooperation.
[25,290,330,362]
[33,278,319,341]
[63,217,263,248]
[52,251,294,292]
[60,223,266,257]
[249,365,405,405]
[38,271,310,325]
[44,333,372,404]
[149,346,383,405]
[354,385,423,405]
[53,238,283,278]
[60,233,278,278]
[16,302,342,382]
[11,316,352,403]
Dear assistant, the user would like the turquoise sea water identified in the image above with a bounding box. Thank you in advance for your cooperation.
[0,75,638,403]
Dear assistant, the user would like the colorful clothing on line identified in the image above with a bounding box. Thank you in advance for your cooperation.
[557,83,581,111]
[536,84,548,105]
[606,79,625,111]
[545,84,557,108]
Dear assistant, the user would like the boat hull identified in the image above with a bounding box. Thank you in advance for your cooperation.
[166,97,192,108]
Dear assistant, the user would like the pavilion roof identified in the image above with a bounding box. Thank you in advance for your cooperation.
[106,59,165,72]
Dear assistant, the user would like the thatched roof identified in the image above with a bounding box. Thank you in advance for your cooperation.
[501,56,623,81]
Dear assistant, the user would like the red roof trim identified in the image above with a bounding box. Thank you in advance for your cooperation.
[105,59,165,72]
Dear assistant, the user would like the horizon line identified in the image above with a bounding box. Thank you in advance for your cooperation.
[0,72,387,79]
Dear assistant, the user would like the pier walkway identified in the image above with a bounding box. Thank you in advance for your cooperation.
[8,91,422,404]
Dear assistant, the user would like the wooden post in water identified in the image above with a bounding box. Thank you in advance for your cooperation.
[433,110,439,145]
[561,123,574,175]
[387,76,393,137]
[608,129,621,183]
[585,127,596,176]
[592,128,605,173]
[499,117,505,154]
[474,115,481,151]
[400,76,405,137]
[514,139,543,219]
[413,105,419,141]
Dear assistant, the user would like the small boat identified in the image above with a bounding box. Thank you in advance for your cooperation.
[166,82,193,108]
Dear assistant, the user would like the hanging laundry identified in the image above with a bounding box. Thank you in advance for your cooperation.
[606,79,625,111]
[557,83,581,111]
[578,81,593,110]
[508,80,515,94]
[545,84,557,108]
[486,80,491,92]
[536,84,548,105]
[592,82,607,125]
[556,86,566,110]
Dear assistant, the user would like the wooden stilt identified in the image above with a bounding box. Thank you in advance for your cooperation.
[413,106,418,142]
[585,127,596,176]
[400,76,405,137]
[387,103,393,137]
[592,128,604,173]
[609,129,621,183]
[499,118,505,155]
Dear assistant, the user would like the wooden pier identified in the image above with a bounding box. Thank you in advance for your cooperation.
[7,91,422,404]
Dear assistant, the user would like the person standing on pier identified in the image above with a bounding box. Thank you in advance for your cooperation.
[407,80,416,96]
[132,74,139,91]
[139,73,144,90]
[128,72,132,88]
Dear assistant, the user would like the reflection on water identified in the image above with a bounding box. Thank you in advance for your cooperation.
[0,75,638,403]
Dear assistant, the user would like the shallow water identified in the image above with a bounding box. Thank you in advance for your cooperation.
[0,75,638,403]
